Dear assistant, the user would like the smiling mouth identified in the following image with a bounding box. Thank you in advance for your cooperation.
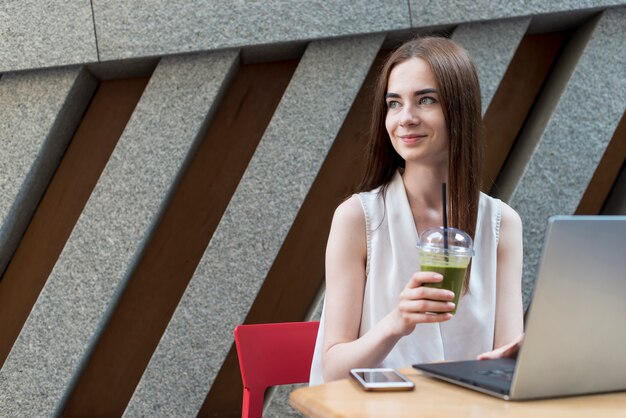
[399,134,426,144]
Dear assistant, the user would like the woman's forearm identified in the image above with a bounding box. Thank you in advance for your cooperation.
[322,311,403,382]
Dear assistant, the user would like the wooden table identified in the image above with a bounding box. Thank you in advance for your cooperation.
[290,367,626,417]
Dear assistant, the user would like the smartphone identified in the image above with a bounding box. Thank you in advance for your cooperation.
[349,368,415,391]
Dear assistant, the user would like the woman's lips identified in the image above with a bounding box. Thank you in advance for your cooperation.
[399,134,425,144]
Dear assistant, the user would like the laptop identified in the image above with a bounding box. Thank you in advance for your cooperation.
[413,215,626,400]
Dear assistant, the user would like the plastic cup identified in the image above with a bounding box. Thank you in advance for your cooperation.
[417,227,474,314]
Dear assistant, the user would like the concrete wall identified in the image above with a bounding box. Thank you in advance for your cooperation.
[0,1,624,416]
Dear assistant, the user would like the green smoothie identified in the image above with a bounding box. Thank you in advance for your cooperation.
[420,264,467,314]
[417,226,474,315]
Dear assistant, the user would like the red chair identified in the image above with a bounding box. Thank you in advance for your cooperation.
[234,321,320,418]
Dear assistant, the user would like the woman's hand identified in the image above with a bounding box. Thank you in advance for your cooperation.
[477,333,524,360]
[392,271,456,336]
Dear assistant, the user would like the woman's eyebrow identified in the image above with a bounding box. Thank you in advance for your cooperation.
[385,88,438,99]
[413,88,437,96]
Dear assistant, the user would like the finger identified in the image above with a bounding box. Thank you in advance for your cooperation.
[402,286,455,302]
[476,341,518,360]
[400,299,456,314]
[401,312,453,324]
[476,350,500,360]
[408,272,443,288]
[500,343,520,357]
[477,348,504,360]
[477,346,507,360]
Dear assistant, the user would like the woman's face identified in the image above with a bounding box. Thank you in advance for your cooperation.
[385,57,448,167]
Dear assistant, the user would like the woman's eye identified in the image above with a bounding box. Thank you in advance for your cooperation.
[418,96,436,105]
[387,100,401,109]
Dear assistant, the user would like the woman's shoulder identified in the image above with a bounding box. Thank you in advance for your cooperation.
[479,191,500,204]
[333,195,365,227]
[496,200,522,248]
[355,184,386,211]
[328,196,367,265]
[357,184,384,199]
[479,193,520,223]
[477,193,521,242]
[499,201,522,230]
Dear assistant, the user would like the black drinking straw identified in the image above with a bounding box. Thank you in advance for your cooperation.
[442,182,448,251]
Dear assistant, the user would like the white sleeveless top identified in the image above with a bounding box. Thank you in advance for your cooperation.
[309,171,501,385]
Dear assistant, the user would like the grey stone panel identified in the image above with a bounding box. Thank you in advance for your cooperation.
[0,67,97,277]
[451,17,531,114]
[123,34,384,418]
[409,0,626,27]
[93,0,406,61]
[503,8,626,306]
[0,50,239,417]
[0,1,97,73]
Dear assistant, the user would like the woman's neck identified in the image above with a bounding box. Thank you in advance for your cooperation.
[402,164,447,207]
[401,163,448,232]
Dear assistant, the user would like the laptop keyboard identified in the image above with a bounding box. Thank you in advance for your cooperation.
[476,367,514,381]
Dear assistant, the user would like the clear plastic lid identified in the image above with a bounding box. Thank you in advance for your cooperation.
[417,227,474,256]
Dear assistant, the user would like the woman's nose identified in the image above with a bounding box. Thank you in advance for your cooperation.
[399,105,419,126]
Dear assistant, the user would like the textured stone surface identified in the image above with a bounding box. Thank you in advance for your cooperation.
[0,67,96,276]
[410,0,626,26]
[452,17,531,114]
[93,0,406,61]
[0,0,97,72]
[123,34,384,418]
[0,51,239,417]
[3,1,625,74]
[504,8,626,306]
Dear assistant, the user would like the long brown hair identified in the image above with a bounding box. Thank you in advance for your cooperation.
[357,36,483,239]
[356,36,484,290]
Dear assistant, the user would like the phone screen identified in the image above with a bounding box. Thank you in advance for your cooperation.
[354,370,407,383]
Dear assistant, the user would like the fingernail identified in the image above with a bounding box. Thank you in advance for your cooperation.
[433,273,443,279]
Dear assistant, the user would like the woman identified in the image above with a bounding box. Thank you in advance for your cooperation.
[309,36,523,385]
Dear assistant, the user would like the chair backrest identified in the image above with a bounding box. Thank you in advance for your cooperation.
[234,321,320,418]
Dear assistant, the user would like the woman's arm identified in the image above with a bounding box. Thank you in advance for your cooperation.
[322,196,455,382]
[493,202,524,349]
